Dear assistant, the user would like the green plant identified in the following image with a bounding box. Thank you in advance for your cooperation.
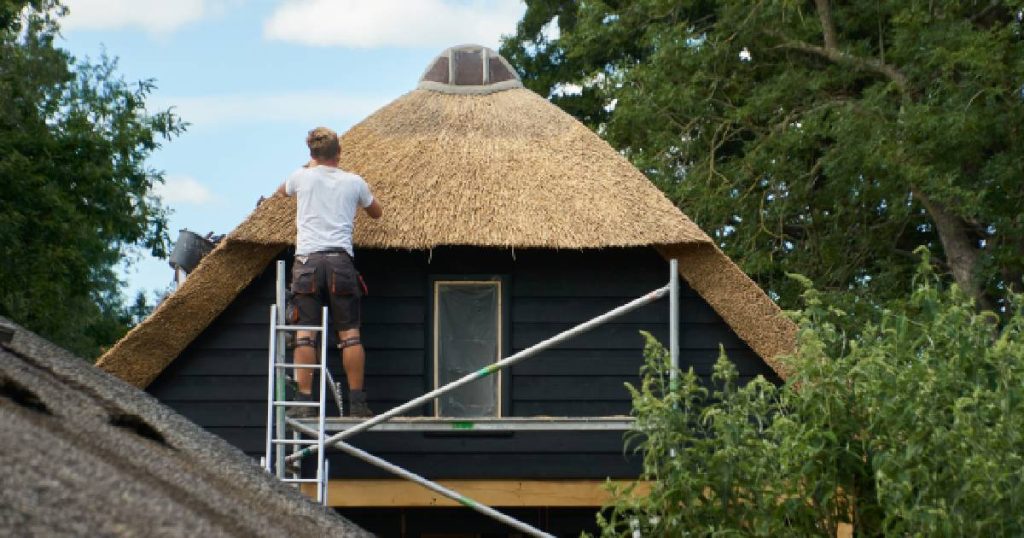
[599,258,1024,536]
[0,1,183,357]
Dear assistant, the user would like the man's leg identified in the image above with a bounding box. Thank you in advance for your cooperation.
[338,327,372,417]
[289,256,320,404]
[329,253,371,417]
[294,330,317,394]
[287,330,319,418]
[338,328,364,390]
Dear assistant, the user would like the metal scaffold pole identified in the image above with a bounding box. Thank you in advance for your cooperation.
[286,419,555,538]
[263,305,276,473]
[285,284,670,464]
[274,260,287,477]
[668,259,681,460]
[669,258,680,390]
[315,307,328,503]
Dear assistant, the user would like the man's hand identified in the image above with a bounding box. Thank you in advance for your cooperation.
[257,183,289,208]
[364,199,383,219]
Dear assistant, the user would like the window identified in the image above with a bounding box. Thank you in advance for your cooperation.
[432,280,503,417]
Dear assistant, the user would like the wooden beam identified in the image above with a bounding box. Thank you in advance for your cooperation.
[301,480,854,537]
[301,479,650,507]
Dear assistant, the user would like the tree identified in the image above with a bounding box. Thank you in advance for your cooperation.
[599,259,1024,536]
[502,1,1024,314]
[0,0,184,357]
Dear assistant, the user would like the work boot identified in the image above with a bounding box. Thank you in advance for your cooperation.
[348,390,373,418]
[284,377,318,419]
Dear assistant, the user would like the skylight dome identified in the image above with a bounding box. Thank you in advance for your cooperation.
[417,44,523,95]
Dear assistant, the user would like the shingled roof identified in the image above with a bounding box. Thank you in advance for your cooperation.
[0,316,370,537]
[96,45,795,388]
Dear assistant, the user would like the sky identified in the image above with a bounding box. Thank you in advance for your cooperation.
[58,0,527,301]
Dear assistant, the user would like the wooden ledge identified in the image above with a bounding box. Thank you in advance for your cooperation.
[313,416,636,433]
[302,479,650,507]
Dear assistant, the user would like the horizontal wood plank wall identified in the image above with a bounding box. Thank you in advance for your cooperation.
[148,261,279,453]
[147,246,780,479]
[504,247,778,418]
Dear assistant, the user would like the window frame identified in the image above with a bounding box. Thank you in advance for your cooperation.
[427,275,511,418]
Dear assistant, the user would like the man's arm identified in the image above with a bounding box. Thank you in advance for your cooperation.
[364,198,383,219]
[359,179,382,219]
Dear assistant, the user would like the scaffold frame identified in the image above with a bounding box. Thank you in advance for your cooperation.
[266,259,681,537]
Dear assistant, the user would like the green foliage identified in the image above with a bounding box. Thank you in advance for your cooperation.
[0,0,183,357]
[503,1,1024,313]
[599,259,1024,536]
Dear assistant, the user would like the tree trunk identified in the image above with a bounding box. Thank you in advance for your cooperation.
[913,189,992,310]
[813,0,840,50]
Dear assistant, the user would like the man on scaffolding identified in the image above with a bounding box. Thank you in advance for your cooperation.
[274,126,383,418]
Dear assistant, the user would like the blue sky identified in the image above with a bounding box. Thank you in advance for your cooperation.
[58,0,526,301]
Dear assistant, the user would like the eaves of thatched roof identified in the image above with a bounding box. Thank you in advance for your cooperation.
[96,45,795,388]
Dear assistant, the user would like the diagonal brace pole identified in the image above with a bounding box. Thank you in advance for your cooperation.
[286,419,555,538]
[286,284,670,464]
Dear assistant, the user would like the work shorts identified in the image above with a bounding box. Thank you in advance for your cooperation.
[289,251,363,333]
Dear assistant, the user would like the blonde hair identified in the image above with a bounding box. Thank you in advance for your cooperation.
[306,126,340,161]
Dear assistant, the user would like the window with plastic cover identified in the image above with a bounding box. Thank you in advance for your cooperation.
[433,281,502,417]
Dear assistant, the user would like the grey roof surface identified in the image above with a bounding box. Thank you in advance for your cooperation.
[0,316,371,538]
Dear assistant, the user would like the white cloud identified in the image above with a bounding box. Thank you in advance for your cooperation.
[151,91,390,127]
[263,0,524,49]
[62,0,240,35]
[154,175,215,205]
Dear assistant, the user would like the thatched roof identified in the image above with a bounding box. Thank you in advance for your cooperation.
[101,241,282,387]
[659,244,795,379]
[0,316,370,537]
[232,88,709,249]
[97,45,795,387]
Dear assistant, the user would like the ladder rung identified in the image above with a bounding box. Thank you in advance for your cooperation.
[273,401,321,407]
[274,363,321,369]
[282,478,320,483]
[271,438,319,445]
[276,324,325,332]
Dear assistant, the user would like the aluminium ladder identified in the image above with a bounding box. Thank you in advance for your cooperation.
[263,303,330,504]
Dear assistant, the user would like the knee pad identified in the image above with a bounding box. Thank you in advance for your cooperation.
[338,337,361,350]
[295,336,316,348]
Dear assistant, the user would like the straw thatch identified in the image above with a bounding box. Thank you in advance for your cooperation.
[658,244,797,378]
[1,316,369,537]
[231,88,710,249]
[99,240,281,387]
[98,47,796,387]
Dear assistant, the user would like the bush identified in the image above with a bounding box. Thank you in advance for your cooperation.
[598,260,1024,536]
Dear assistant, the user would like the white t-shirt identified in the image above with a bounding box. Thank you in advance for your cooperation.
[285,165,374,257]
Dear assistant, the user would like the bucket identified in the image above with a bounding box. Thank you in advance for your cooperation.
[168,229,214,273]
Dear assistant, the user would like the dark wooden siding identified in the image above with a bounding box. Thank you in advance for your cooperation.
[147,246,780,479]
[338,507,603,537]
